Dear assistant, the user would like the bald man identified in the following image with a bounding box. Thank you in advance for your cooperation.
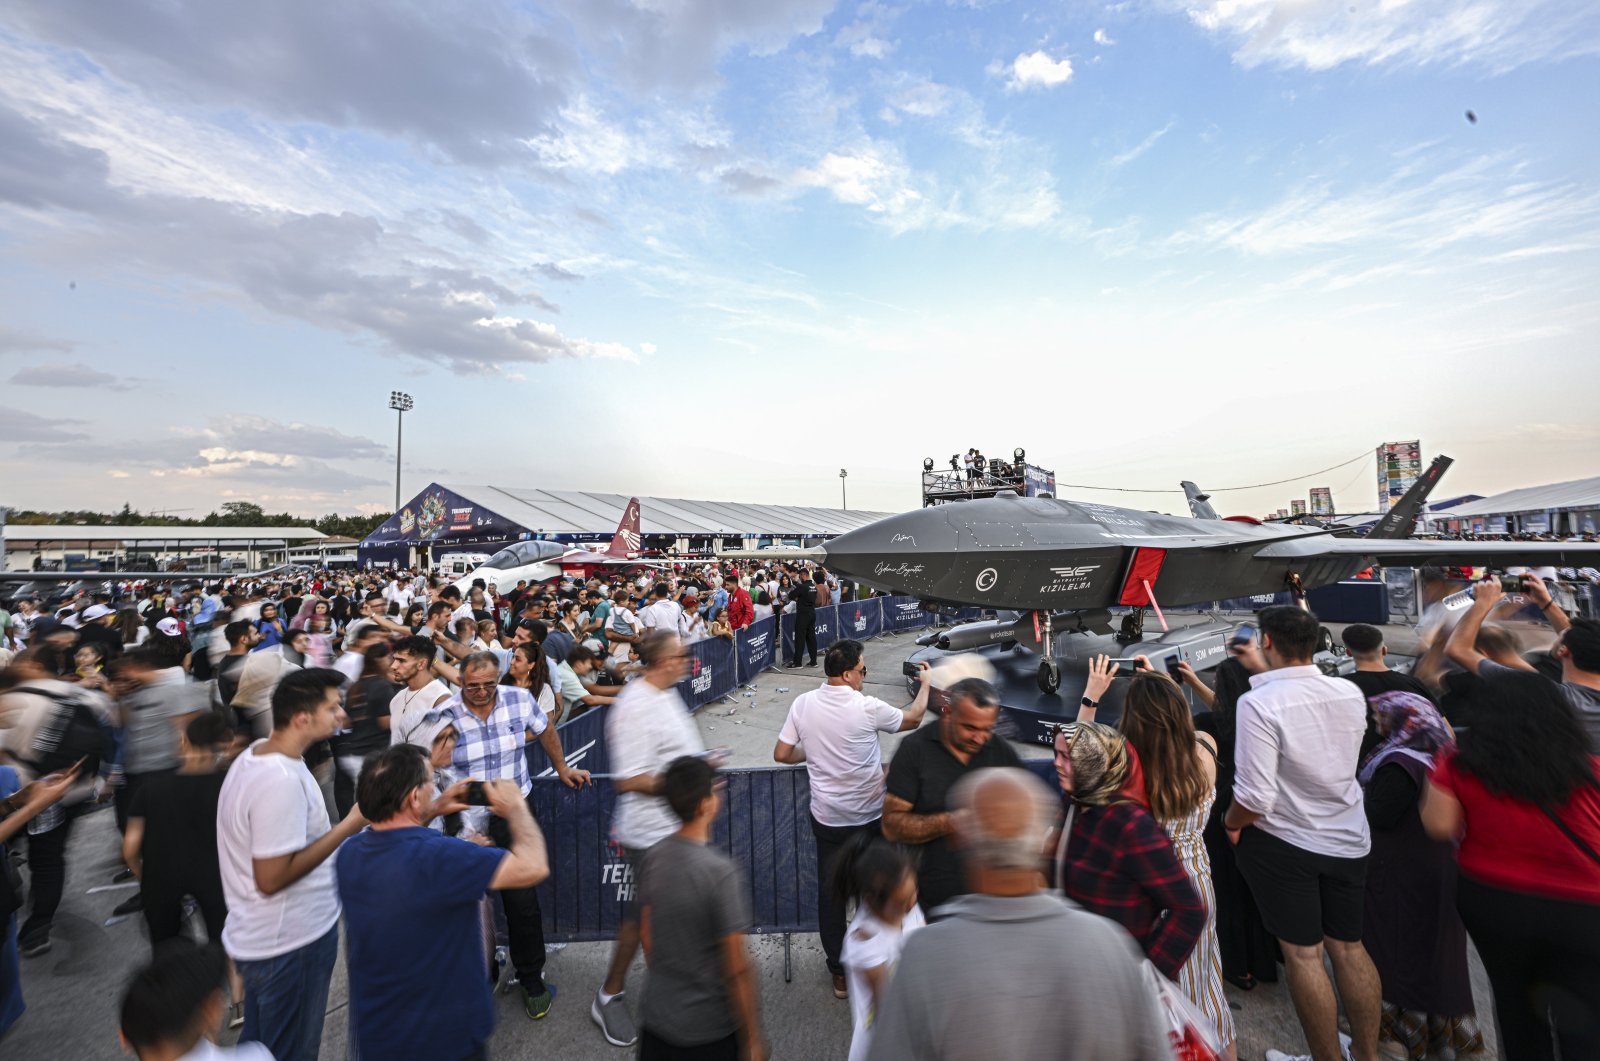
[866,768,1169,1061]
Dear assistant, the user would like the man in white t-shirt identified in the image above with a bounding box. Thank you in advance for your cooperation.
[590,631,704,1049]
[637,583,683,634]
[216,667,366,1061]
[773,639,930,998]
[387,635,453,747]
[1224,606,1380,1061]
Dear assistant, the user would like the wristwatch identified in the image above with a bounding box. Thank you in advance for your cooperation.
[1080,695,1097,708]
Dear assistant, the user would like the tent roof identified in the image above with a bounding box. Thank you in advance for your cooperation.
[438,485,890,537]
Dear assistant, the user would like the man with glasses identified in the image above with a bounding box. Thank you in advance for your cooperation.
[592,631,706,1048]
[882,677,1021,920]
[773,640,931,999]
[442,652,590,1022]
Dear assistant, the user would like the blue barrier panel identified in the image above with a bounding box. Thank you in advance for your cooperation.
[527,700,612,776]
[528,767,818,942]
[780,604,839,663]
[677,635,739,712]
[735,616,779,683]
[1305,581,1390,624]
[835,598,882,641]
[881,595,933,632]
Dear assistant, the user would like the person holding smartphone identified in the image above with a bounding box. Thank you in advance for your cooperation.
[337,745,549,1061]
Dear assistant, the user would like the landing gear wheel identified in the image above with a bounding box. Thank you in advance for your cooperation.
[1318,626,1335,653]
[1038,660,1061,695]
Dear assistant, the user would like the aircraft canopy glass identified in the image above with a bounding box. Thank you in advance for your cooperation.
[481,540,564,569]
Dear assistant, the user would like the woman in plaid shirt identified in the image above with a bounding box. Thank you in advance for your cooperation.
[1053,721,1206,979]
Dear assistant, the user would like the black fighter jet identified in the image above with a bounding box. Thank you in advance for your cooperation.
[729,456,1600,693]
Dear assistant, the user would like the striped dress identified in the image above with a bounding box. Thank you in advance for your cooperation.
[1162,783,1237,1047]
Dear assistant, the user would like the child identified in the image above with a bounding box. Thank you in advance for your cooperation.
[119,939,269,1060]
[833,834,924,1061]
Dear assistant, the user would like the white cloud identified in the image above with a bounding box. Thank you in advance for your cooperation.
[1094,28,1116,46]
[1002,50,1074,91]
[1181,0,1600,74]
[1108,121,1175,168]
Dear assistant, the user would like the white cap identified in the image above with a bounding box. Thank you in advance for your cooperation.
[81,604,113,621]
[156,617,182,637]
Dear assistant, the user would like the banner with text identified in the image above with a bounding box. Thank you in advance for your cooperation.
[780,604,840,664]
[834,598,883,641]
[526,698,611,777]
[736,616,779,683]
[881,596,935,632]
[677,633,739,711]
[529,768,818,943]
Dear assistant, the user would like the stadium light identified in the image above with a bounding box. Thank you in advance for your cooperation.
[388,391,414,510]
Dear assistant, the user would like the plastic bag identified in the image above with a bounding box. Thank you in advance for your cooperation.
[1140,960,1223,1061]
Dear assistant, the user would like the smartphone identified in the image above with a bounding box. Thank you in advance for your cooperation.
[1229,623,1256,647]
[1108,658,1142,678]
[1164,655,1183,677]
[1498,574,1525,592]
[464,780,490,806]
[902,659,928,678]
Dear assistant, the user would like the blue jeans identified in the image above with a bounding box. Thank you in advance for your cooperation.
[236,924,339,1061]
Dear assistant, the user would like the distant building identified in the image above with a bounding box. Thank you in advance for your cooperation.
[2,525,327,573]
[1433,476,1600,536]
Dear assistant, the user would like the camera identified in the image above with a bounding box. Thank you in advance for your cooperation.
[464,780,490,806]
[1498,574,1525,593]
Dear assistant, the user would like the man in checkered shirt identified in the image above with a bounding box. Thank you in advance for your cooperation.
[442,651,590,1021]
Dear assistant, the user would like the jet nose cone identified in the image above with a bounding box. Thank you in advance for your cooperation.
[818,509,955,592]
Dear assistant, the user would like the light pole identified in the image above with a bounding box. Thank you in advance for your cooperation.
[839,468,848,511]
[388,391,413,510]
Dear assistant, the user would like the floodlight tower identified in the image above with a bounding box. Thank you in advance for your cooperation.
[388,391,414,510]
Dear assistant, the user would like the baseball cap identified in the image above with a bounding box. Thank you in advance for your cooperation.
[82,604,113,621]
[156,617,182,637]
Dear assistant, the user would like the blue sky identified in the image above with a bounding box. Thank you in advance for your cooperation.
[1,0,1596,521]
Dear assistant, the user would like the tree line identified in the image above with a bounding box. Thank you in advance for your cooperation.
[5,501,390,540]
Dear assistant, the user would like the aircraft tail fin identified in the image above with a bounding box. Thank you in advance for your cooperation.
[606,499,642,556]
[1181,481,1220,521]
[1367,455,1453,539]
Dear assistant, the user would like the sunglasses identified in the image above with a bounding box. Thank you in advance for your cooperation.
[462,682,497,692]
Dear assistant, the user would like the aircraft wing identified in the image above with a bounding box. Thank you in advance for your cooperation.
[1253,538,1600,566]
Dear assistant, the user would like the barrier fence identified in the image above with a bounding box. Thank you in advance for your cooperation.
[528,768,817,943]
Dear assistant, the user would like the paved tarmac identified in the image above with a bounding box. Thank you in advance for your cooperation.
[7,619,1502,1059]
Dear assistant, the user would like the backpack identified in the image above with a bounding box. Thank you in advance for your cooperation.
[18,687,109,780]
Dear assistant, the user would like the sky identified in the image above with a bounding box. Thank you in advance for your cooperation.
[1,0,1597,523]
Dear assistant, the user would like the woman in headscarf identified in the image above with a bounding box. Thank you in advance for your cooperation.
[1361,691,1482,1059]
[1052,720,1206,980]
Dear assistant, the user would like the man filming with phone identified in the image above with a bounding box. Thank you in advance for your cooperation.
[440,651,590,1022]
[338,744,550,1061]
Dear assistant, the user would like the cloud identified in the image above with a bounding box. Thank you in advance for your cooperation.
[796,146,934,228]
[3,0,575,165]
[0,104,639,373]
[1180,0,1600,74]
[0,327,75,355]
[0,405,89,442]
[835,1,899,59]
[720,167,785,196]
[1094,29,1116,46]
[1108,121,1175,168]
[9,362,137,391]
[1001,50,1075,91]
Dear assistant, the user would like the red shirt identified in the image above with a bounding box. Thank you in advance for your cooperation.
[1430,750,1600,904]
[726,587,754,630]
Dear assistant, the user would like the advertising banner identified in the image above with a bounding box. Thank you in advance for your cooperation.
[529,768,818,943]
[780,604,840,663]
[526,700,612,777]
[360,481,519,547]
[735,616,778,683]
[1377,441,1422,512]
[835,598,883,641]
[1290,499,1307,517]
[881,595,934,632]
[1309,487,1333,516]
[676,634,739,711]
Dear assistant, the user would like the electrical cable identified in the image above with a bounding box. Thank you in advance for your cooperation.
[1052,450,1372,495]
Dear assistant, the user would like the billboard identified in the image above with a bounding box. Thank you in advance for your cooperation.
[360,483,519,546]
[1290,499,1307,516]
[1309,487,1333,516]
[1377,440,1422,512]
[1022,464,1057,498]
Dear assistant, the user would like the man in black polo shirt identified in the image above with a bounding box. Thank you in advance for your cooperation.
[882,677,1021,917]
[1338,624,1435,758]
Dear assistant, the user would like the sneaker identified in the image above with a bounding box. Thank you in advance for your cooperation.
[227,1000,245,1029]
[522,982,556,1020]
[18,933,51,958]
[831,973,848,1000]
[113,892,144,916]
[591,992,638,1047]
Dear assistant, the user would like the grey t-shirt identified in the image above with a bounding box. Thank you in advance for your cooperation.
[123,669,204,774]
[638,836,752,1046]
[1481,659,1600,748]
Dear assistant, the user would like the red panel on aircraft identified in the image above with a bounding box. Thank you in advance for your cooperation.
[1118,548,1167,606]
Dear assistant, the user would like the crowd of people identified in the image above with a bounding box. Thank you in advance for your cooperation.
[0,559,1598,1061]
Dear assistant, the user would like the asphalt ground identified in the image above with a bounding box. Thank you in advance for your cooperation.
[6,617,1506,1060]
